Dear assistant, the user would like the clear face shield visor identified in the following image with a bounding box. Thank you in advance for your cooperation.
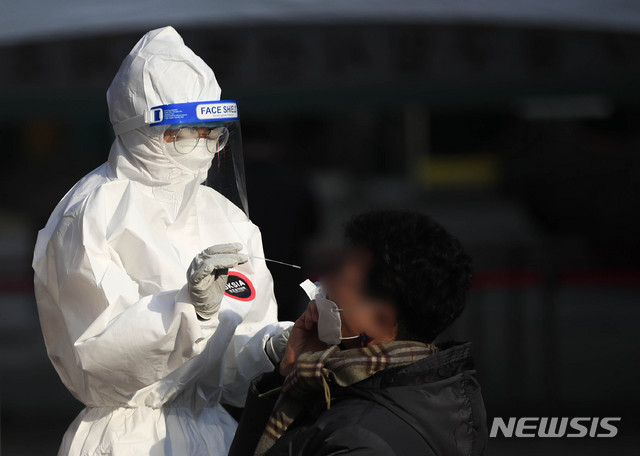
[204,117,247,216]
[114,100,249,215]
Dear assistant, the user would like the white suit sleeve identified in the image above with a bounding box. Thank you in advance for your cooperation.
[218,224,294,407]
[221,321,292,407]
[43,210,208,399]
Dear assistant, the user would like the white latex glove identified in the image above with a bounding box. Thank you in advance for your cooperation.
[264,326,292,365]
[187,243,249,320]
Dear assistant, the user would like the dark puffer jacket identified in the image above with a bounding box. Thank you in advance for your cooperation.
[229,341,487,456]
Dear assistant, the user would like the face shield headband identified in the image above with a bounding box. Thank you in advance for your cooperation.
[112,100,239,136]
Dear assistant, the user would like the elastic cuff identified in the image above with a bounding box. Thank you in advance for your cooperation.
[264,336,280,365]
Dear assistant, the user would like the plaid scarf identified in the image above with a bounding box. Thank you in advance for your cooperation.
[253,341,438,456]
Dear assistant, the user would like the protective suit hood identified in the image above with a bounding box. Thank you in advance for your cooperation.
[107,26,222,187]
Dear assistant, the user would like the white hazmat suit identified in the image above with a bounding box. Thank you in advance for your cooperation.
[32,26,290,455]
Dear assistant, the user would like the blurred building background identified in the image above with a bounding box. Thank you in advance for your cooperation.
[1,1,640,455]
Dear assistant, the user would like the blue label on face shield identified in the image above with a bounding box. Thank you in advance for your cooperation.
[149,100,238,127]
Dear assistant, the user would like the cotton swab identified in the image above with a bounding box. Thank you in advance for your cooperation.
[250,256,302,269]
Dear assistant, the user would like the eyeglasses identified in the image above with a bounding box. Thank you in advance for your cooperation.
[165,126,229,155]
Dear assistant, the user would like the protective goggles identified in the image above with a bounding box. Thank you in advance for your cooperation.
[112,100,239,136]
[165,125,229,155]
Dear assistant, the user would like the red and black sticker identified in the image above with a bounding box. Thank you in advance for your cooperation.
[224,272,256,301]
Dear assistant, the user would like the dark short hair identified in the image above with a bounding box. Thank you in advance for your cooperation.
[344,210,473,343]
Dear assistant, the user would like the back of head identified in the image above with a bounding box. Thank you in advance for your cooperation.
[345,210,473,343]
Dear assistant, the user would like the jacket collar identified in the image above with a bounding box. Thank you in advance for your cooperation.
[344,341,475,390]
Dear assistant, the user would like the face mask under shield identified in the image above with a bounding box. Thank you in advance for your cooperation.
[113,100,249,215]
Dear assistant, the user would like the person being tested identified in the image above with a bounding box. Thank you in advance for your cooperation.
[32,26,290,456]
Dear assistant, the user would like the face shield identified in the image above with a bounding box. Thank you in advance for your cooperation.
[113,100,248,215]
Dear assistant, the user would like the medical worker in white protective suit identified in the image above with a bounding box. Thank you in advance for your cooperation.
[32,26,292,455]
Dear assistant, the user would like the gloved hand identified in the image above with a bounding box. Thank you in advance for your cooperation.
[187,243,248,320]
[265,326,292,365]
